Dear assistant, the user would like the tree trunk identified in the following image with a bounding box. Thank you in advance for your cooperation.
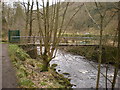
[41,52,50,71]
[25,0,30,37]
[42,60,50,71]
[28,1,34,43]
[105,64,108,89]
[96,15,103,89]
[112,1,120,89]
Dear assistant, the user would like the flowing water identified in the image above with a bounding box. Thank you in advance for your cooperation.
[37,47,120,88]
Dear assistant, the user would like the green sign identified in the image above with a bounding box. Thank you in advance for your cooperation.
[8,30,20,43]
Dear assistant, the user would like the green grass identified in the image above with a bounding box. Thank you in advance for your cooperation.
[40,82,47,86]
[19,78,34,87]
[0,41,9,44]
[9,44,30,61]
[8,44,72,88]
[8,44,36,88]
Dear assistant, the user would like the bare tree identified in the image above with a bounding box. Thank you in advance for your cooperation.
[2,2,8,41]
[94,2,104,89]
[28,0,34,42]
[36,0,71,71]
[112,1,120,89]
[21,0,35,42]
[36,1,84,71]
[25,0,30,37]
[84,2,118,89]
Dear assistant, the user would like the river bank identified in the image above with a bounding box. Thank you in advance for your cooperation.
[60,45,117,64]
[8,44,72,88]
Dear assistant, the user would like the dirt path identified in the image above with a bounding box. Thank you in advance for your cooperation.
[2,44,18,88]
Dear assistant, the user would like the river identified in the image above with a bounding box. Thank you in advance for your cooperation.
[37,47,120,88]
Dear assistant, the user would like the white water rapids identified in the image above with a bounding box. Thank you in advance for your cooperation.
[37,46,120,88]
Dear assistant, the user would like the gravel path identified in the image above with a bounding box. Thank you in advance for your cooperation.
[2,44,18,88]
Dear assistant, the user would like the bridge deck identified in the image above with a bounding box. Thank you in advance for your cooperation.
[17,43,99,46]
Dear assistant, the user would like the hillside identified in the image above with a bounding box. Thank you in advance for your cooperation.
[2,2,118,40]
[61,2,118,35]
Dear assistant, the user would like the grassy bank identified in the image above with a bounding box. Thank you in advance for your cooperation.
[63,46,117,64]
[8,44,72,88]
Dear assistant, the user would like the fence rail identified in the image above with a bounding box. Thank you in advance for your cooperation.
[11,36,118,46]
